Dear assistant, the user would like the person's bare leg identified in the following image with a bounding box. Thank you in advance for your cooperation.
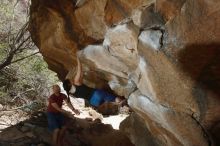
[57,126,67,145]
[52,128,60,146]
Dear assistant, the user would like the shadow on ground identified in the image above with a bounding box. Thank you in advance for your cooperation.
[0,111,134,146]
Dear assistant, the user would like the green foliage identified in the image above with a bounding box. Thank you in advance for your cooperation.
[0,0,58,112]
[0,52,59,108]
[0,0,27,34]
[0,1,14,34]
[0,90,7,98]
[0,43,9,61]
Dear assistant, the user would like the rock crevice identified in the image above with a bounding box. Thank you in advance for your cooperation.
[29,0,220,145]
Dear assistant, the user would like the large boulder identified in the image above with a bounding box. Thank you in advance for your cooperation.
[120,113,159,146]
[29,0,220,145]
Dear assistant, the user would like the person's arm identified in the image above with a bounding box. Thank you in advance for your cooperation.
[51,103,70,115]
[64,99,80,115]
[73,57,83,85]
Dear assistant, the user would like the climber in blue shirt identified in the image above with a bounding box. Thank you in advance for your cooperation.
[63,57,124,108]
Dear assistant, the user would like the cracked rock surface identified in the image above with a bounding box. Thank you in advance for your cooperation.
[29,0,220,145]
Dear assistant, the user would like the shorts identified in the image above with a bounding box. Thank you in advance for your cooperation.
[89,89,116,107]
[47,112,65,132]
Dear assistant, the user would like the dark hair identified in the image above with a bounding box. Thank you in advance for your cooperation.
[63,79,72,102]
[63,79,71,92]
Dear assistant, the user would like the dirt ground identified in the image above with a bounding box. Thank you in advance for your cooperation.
[0,98,132,146]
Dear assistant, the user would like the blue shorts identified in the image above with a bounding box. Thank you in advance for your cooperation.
[89,89,116,107]
[47,112,65,132]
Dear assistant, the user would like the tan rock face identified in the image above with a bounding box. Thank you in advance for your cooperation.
[120,113,159,146]
[29,0,220,145]
[103,23,139,70]
[104,0,154,26]
[74,0,107,40]
[132,4,165,29]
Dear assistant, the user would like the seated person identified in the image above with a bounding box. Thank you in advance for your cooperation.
[63,57,124,108]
